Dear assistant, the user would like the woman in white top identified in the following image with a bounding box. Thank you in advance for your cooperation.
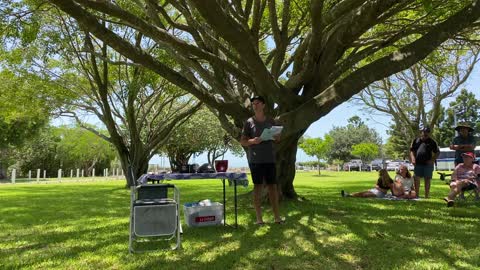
[393,164,417,199]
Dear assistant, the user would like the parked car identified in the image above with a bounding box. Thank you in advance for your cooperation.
[386,160,401,171]
[343,159,371,171]
[370,159,385,171]
[385,160,414,171]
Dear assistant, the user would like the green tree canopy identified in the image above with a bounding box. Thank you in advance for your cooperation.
[326,116,382,162]
[15,125,116,177]
[435,89,480,147]
[298,135,333,175]
[351,142,379,163]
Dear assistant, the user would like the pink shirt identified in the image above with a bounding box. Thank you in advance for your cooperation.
[452,163,480,183]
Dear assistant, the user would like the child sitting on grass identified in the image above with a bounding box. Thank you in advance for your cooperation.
[392,164,417,199]
[341,169,393,198]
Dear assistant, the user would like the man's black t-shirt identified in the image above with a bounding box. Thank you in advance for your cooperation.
[410,137,439,165]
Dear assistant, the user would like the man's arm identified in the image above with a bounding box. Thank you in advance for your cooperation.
[410,151,416,165]
[240,135,262,147]
[450,137,475,151]
[431,141,440,161]
[409,139,416,165]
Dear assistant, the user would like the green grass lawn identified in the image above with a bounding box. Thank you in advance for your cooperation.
[1,171,479,270]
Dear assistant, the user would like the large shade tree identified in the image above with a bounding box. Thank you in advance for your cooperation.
[1,9,202,186]
[356,46,480,157]
[8,0,480,197]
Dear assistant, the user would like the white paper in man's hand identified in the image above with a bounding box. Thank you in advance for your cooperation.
[260,126,283,141]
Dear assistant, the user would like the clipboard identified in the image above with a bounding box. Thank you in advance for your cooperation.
[260,126,283,141]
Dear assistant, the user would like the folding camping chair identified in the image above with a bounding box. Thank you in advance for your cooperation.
[129,184,181,253]
[441,173,478,203]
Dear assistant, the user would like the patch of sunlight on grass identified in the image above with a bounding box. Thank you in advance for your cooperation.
[292,236,318,256]
[412,260,447,269]
[338,253,360,264]
[288,210,302,216]
[194,240,240,263]
[412,246,428,255]
[455,261,477,269]
[324,233,358,246]
[221,232,233,239]
[361,219,386,225]
[252,225,270,236]
[369,203,395,210]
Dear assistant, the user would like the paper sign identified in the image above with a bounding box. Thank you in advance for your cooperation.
[260,126,283,141]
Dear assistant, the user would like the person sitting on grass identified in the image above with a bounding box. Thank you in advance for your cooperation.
[392,164,417,199]
[341,169,393,198]
[444,152,480,207]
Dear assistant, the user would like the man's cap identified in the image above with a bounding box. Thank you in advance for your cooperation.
[461,152,475,159]
[250,96,265,103]
[421,127,431,133]
[455,122,474,132]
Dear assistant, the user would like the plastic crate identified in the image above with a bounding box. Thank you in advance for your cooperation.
[183,202,223,227]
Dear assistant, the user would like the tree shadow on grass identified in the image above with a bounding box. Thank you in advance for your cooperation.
[2,181,480,269]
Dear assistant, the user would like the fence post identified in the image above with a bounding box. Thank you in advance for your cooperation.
[81,169,84,177]
[76,168,80,178]
[58,169,62,181]
[43,170,46,179]
[92,168,95,180]
[36,169,40,183]
[70,169,73,178]
[28,170,32,180]
[11,169,16,184]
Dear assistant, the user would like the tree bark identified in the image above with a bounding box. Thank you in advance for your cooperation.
[275,130,305,199]
[118,151,149,187]
[0,163,7,180]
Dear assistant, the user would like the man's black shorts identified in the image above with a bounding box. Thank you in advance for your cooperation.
[250,163,276,185]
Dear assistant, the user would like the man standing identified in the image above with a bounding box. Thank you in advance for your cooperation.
[240,96,283,225]
[410,127,440,198]
[450,122,476,166]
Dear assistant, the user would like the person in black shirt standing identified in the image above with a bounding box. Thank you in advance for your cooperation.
[409,127,440,198]
[240,96,283,225]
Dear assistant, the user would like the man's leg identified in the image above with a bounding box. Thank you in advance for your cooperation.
[267,184,281,222]
[414,176,421,198]
[424,177,431,198]
[253,184,263,223]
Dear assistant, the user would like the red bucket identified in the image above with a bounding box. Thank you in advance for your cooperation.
[214,160,228,172]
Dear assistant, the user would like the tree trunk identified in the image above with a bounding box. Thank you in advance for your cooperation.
[275,130,305,199]
[0,162,6,179]
[118,152,149,187]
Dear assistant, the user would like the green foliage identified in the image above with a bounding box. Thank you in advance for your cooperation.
[298,135,333,162]
[435,89,480,147]
[0,70,52,148]
[15,125,116,177]
[326,116,382,162]
[351,142,379,162]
